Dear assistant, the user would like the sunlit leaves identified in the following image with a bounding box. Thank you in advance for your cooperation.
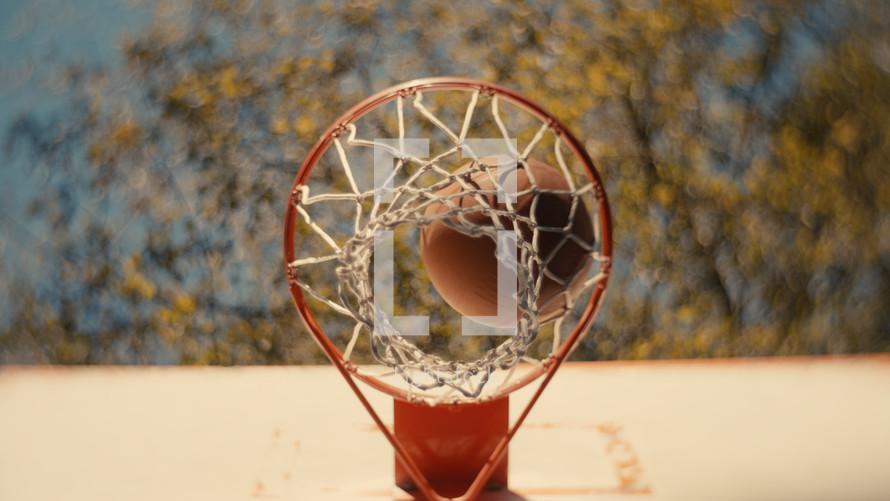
[2,0,889,365]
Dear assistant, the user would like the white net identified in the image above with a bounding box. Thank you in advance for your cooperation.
[288,86,608,402]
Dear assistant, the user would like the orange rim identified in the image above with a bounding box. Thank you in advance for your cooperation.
[283,77,613,403]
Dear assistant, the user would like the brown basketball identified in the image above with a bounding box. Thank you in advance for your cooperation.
[420,158,594,326]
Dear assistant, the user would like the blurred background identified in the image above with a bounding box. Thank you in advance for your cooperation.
[1,0,889,365]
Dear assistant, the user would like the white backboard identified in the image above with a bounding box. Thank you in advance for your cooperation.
[1,356,888,500]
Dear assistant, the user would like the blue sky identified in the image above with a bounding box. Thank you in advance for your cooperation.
[0,0,149,325]
[0,1,148,271]
[1,0,148,117]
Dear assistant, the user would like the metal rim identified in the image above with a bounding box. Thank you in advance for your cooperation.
[284,77,613,403]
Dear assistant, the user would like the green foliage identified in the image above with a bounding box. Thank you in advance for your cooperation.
[2,0,889,364]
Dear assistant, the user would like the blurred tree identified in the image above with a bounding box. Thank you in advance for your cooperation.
[1,0,888,364]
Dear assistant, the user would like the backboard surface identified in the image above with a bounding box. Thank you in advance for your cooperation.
[1,356,888,501]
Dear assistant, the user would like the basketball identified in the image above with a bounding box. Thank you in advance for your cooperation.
[420,158,594,327]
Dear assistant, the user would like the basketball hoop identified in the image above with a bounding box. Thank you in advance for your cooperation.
[284,77,612,500]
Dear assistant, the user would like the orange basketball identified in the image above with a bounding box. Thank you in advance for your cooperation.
[420,158,594,326]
